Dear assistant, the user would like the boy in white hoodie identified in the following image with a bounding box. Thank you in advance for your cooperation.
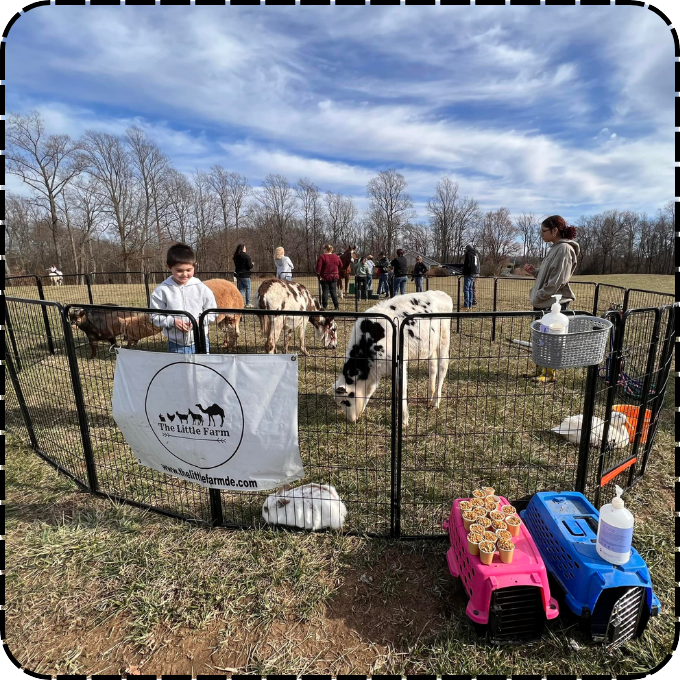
[150,243,218,353]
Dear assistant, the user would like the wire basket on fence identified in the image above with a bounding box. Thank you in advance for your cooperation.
[531,316,612,369]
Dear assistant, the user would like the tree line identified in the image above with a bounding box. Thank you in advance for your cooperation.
[5,111,673,278]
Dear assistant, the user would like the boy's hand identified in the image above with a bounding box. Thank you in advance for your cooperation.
[174,318,192,332]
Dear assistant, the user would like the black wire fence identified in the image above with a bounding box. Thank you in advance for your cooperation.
[4,280,675,538]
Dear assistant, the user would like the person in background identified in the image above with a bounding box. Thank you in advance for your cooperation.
[274,246,294,281]
[233,243,254,307]
[355,256,369,301]
[462,244,480,310]
[391,249,408,296]
[366,255,375,296]
[523,215,580,383]
[412,255,428,293]
[150,243,217,354]
[316,244,343,311]
[376,252,390,298]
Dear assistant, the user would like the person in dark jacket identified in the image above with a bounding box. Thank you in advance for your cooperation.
[233,244,254,307]
[316,244,343,310]
[412,256,428,293]
[376,253,390,297]
[462,244,480,309]
[391,249,408,296]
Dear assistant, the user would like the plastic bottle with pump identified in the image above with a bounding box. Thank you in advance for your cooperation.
[539,294,570,334]
[596,485,634,565]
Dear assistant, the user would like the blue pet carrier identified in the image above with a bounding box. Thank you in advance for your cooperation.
[522,492,660,649]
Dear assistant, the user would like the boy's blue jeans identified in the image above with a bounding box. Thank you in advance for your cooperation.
[464,276,475,308]
[168,337,210,354]
[237,277,251,305]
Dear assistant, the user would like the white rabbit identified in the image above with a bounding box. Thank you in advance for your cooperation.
[262,483,347,531]
[551,411,629,448]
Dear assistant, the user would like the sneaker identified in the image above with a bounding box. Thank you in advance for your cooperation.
[531,374,557,384]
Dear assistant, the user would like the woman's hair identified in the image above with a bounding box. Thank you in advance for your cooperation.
[275,246,285,259]
[167,243,195,267]
[542,215,577,240]
[324,244,334,253]
[361,256,367,263]
[233,244,245,259]
[396,249,405,257]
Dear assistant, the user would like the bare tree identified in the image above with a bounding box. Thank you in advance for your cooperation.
[126,127,169,271]
[427,177,460,261]
[256,174,297,249]
[366,169,415,255]
[6,111,85,265]
[325,191,358,248]
[295,178,324,268]
[479,208,519,274]
[164,169,196,245]
[515,212,539,259]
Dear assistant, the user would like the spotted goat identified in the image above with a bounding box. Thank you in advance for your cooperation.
[256,279,338,355]
[333,290,452,426]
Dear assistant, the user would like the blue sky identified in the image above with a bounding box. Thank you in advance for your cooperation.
[4,4,674,223]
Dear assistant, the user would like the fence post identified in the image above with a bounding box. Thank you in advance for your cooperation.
[35,277,56,356]
[491,278,498,341]
[456,276,461,333]
[61,307,100,493]
[426,276,429,291]
[622,288,631,314]
[637,306,675,479]
[592,284,600,316]
[144,273,151,306]
[85,273,94,304]
[593,312,626,508]
[393,319,406,538]
[625,310,662,486]
[354,276,358,313]
[5,299,23,372]
[575,363,599,493]
[6,352,39,450]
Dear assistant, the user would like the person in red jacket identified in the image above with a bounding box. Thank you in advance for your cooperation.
[316,244,343,310]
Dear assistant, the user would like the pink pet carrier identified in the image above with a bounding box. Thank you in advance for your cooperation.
[444,496,559,644]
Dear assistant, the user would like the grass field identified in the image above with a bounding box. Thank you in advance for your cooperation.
[4,273,675,674]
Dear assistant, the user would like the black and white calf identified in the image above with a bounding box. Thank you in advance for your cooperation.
[256,279,338,356]
[333,290,453,426]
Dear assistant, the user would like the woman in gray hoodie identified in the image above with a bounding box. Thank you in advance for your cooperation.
[524,216,579,382]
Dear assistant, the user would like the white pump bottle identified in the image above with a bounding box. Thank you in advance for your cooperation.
[596,485,634,565]
[539,294,570,334]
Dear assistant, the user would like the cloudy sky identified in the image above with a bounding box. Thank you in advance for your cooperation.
[4,4,674,223]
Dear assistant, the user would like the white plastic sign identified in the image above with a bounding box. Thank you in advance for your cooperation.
[112,349,304,491]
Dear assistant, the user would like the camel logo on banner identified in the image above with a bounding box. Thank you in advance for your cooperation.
[112,349,303,491]
[145,362,244,469]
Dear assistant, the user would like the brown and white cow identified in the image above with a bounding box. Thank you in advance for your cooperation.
[256,279,338,355]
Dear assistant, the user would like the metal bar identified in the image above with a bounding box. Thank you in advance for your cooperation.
[61,304,100,493]
[456,276,461,333]
[592,284,600,316]
[5,351,38,449]
[35,277,56,355]
[622,288,631,314]
[393,317,406,539]
[144,272,151,306]
[594,312,627,507]
[575,363,599,493]
[85,272,94,304]
[354,276,358,313]
[492,278,498,341]
[5,298,23,372]
[626,309,661,486]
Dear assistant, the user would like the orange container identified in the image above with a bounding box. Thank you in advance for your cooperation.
[613,404,652,444]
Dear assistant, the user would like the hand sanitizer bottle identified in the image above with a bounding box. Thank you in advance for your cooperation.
[539,294,570,334]
[596,485,634,565]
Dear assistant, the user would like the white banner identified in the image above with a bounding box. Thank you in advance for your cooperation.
[111,349,304,491]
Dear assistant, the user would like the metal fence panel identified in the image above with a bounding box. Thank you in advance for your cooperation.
[396,311,596,537]
[5,298,91,486]
[5,275,41,299]
[64,303,215,524]
[624,288,675,313]
[201,307,398,536]
[595,283,626,316]
[495,277,534,312]
[39,274,92,305]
